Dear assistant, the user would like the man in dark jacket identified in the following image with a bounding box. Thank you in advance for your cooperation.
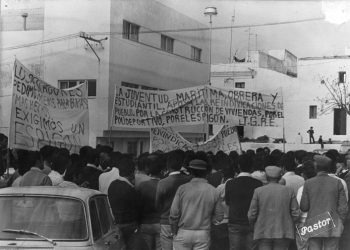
[155,150,191,250]
[225,154,262,250]
[300,155,348,250]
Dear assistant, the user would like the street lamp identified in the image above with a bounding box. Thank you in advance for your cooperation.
[204,7,217,85]
[204,7,217,138]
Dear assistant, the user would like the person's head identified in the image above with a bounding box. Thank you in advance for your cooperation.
[27,151,42,169]
[167,150,185,172]
[98,145,113,170]
[85,148,99,166]
[302,160,316,180]
[188,159,209,178]
[324,150,340,173]
[118,155,135,182]
[16,149,31,176]
[265,166,283,182]
[145,154,163,177]
[39,145,56,166]
[314,155,332,173]
[283,151,296,172]
[238,154,253,173]
[263,147,271,155]
[294,150,307,165]
[311,127,313,129]
[137,153,149,172]
[51,149,71,175]
[213,151,229,171]
[183,150,195,168]
[298,132,300,135]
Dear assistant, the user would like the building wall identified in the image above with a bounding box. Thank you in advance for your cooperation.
[212,53,350,144]
[107,0,210,152]
[1,0,210,154]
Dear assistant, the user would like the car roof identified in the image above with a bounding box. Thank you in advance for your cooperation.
[0,187,104,202]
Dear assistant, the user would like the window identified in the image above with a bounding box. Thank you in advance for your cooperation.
[89,199,102,241]
[309,105,317,119]
[58,79,96,97]
[123,20,140,41]
[235,82,245,89]
[191,46,201,62]
[334,108,347,135]
[127,141,138,155]
[161,35,174,53]
[339,71,346,83]
[95,197,112,235]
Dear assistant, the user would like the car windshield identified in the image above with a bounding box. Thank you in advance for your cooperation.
[0,196,87,241]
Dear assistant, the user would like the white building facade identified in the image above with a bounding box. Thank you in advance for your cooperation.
[211,51,350,144]
[0,0,210,154]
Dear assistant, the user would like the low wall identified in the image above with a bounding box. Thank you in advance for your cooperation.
[241,142,342,152]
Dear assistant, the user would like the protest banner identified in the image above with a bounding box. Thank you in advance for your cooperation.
[9,60,89,153]
[150,125,242,154]
[113,84,283,128]
[296,212,336,241]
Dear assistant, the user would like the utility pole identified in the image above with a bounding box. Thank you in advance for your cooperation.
[229,11,235,63]
[247,27,251,62]
[79,32,108,63]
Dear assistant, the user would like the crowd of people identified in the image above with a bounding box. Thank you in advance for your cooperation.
[4,145,350,250]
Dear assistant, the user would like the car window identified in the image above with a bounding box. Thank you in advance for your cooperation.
[0,196,87,240]
[89,199,102,241]
[95,197,112,235]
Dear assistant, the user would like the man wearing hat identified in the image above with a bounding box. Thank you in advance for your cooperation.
[300,155,348,250]
[169,159,224,250]
[248,166,300,250]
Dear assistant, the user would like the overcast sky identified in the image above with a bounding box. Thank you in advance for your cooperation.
[159,0,350,63]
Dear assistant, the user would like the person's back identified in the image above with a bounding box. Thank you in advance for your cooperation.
[20,168,52,186]
[171,178,220,230]
[170,159,223,250]
[300,155,348,249]
[250,183,297,239]
[301,173,347,229]
[226,176,262,225]
[156,173,191,224]
[19,151,52,187]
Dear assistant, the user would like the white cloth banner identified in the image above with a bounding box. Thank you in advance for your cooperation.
[9,60,89,153]
[150,125,242,154]
[113,85,284,128]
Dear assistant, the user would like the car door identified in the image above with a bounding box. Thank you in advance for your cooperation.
[89,196,124,250]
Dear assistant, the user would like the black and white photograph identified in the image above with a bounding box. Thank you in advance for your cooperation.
[1,0,350,249]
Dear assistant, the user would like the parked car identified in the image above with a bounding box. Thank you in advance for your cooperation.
[0,186,125,249]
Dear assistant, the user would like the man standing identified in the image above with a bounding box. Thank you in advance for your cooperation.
[155,150,191,250]
[20,151,52,186]
[170,159,224,250]
[307,127,315,144]
[225,154,262,250]
[300,155,348,250]
[248,166,299,250]
[281,152,305,195]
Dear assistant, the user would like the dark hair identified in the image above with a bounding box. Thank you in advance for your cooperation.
[109,151,123,168]
[189,168,208,178]
[253,151,267,171]
[137,153,149,171]
[51,149,71,174]
[214,152,230,171]
[283,151,296,172]
[167,150,185,171]
[324,151,339,173]
[295,150,307,164]
[27,151,41,169]
[302,160,316,179]
[118,155,135,177]
[183,150,195,168]
[238,154,253,173]
[97,145,113,155]
[86,148,98,165]
[146,154,163,176]
[39,145,56,162]
[17,150,31,176]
